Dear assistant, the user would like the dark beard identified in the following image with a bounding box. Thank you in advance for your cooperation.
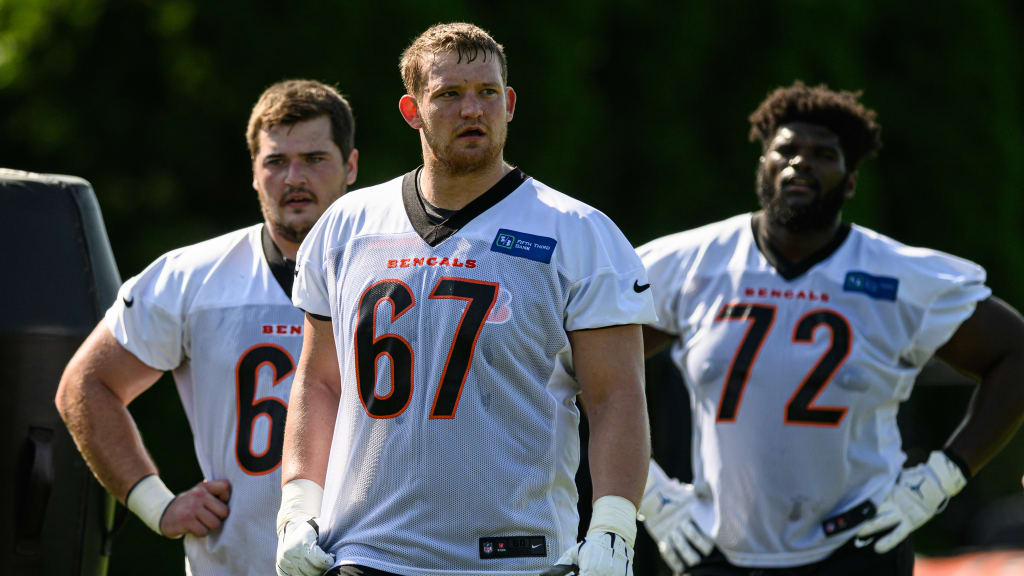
[756,168,849,233]
[269,220,311,244]
[260,199,315,244]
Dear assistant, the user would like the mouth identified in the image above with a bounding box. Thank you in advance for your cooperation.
[456,126,487,140]
[281,190,315,208]
[781,175,820,194]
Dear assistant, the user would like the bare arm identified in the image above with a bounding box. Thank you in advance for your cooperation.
[56,321,231,537]
[936,296,1024,475]
[281,313,341,487]
[56,321,164,502]
[570,323,650,506]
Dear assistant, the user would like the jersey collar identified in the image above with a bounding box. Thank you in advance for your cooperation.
[260,224,295,297]
[750,215,852,281]
[402,165,528,247]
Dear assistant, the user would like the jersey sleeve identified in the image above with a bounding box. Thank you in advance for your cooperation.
[292,208,334,318]
[901,253,991,367]
[635,233,692,336]
[562,212,657,332]
[104,253,189,371]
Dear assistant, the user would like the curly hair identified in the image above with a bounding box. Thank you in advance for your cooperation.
[748,81,882,170]
[400,22,507,98]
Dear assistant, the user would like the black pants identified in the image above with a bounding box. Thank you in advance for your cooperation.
[688,536,914,576]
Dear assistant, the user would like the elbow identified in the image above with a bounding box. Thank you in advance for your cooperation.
[54,373,74,420]
[55,364,85,421]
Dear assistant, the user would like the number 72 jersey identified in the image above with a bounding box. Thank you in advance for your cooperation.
[637,213,990,568]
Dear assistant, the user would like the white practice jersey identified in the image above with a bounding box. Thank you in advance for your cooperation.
[293,168,656,576]
[106,224,304,575]
[637,213,989,568]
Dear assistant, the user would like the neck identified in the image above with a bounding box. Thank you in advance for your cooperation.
[265,224,300,260]
[419,154,511,211]
[754,211,844,264]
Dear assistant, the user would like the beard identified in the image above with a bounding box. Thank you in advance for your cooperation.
[756,167,849,233]
[258,185,336,245]
[423,122,506,175]
[265,214,312,245]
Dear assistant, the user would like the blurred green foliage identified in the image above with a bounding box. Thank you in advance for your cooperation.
[3,0,1022,573]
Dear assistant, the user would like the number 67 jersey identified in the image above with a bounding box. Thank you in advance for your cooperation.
[293,168,656,576]
[637,213,990,568]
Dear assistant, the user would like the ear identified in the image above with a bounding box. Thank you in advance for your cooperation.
[399,95,422,129]
[845,170,858,199]
[252,162,259,192]
[504,87,517,122]
[344,149,359,185]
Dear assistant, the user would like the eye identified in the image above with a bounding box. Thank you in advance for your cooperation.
[263,157,284,167]
[818,148,840,160]
[775,144,796,156]
[480,88,498,96]
[306,156,325,164]
[438,90,459,98]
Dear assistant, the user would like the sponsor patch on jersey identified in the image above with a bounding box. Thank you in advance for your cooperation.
[843,271,899,301]
[491,229,557,263]
[479,536,546,559]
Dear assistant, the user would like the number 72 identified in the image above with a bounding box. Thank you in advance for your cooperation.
[714,303,851,427]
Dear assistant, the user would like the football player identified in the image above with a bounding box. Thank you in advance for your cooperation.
[635,81,1024,576]
[56,79,358,575]
[275,23,655,576]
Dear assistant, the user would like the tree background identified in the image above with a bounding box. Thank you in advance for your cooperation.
[2,1,1022,573]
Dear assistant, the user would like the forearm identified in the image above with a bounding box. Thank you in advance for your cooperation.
[584,380,650,506]
[945,353,1024,475]
[281,376,339,487]
[57,376,156,503]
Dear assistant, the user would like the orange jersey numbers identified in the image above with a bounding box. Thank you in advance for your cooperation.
[355,277,499,419]
[715,303,850,426]
[235,344,293,475]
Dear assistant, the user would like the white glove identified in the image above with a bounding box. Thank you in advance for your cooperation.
[855,450,968,553]
[638,460,713,574]
[276,479,334,576]
[549,495,637,576]
[553,532,634,576]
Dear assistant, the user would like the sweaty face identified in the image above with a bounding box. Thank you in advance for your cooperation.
[252,116,355,244]
[756,122,851,232]
[417,51,513,174]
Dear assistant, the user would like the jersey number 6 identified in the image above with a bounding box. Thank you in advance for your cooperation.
[235,344,294,475]
[355,277,499,419]
[715,303,850,426]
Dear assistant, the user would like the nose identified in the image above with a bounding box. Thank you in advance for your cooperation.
[284,160,308,186]
[460,94,484,119]
[788,154,811,171]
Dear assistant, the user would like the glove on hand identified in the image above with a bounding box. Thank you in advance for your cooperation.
[547,495,637,576]
[639,460,713,574]
[276,479,334,576]
[855,450,967,553]
[552,532,634,576]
